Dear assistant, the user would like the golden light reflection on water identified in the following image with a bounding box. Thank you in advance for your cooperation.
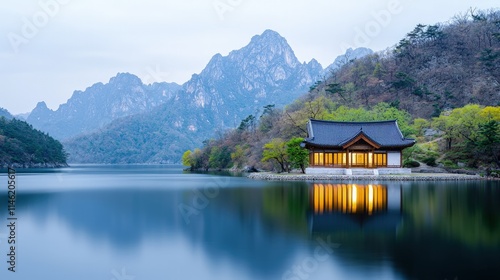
[312,184,387,215]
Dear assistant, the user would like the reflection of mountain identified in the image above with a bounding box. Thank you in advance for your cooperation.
[16,184,302,279]
[309,184,402,233]
[20,190,182,248]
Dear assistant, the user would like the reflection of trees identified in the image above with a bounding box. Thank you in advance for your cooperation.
[402,181,500,247]
[262,182,310,236]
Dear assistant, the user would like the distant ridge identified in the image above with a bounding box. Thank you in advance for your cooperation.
[27,73,181,140]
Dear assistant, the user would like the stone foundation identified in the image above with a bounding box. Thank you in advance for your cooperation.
[305,167,411,175]
[247,172,482,181]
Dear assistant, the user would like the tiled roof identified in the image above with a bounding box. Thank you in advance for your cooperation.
[303,119,415,149]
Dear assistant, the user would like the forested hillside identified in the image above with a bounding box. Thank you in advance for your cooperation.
[63,103,207,164]
[311,9,500,118]
[184,9,500,172]
[0,117,68,167]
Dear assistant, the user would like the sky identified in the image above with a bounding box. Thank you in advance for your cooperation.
[1,0,498,115]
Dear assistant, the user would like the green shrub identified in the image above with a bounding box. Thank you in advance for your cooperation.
[443,160,457,168]
[403,159,420,168]
[423,156,437,167]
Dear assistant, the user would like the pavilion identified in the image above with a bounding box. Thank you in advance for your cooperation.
[301,119,415,175]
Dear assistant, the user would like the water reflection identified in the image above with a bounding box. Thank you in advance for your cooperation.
[401,182,500,247]
[0,167,499,280]
[393,182,500,279]
[6,179,306,280]
[263,181,500,279]
[309,184,401,235]
[311,184,389,214]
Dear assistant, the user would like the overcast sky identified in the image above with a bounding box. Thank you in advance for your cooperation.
[1,0,498,114]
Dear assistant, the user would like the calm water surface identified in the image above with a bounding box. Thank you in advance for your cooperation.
[0,165,499,280]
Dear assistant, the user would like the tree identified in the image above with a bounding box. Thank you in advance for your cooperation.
[325,83,346,101]
[412,118,430,138]
[286,137,308,173]
[480,106,500,121]
[372,102,415,136]
[208,146,231,169]
[262,138,289,173]
[238,115,256,131]
[433,104,484,149]
[284,96,333,136]
[231,145,247,168]
[477,120,500,167]
[192,148,206,170]
[182,150,193,168]
[259,105,278,133]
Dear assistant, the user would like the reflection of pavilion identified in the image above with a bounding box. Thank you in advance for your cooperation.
[309,184,402,233]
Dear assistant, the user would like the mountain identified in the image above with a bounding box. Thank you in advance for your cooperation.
[27,74,181,140]
[26,30,332,141]
[0,118,67,168]
[64,30,371,163]
[323,47,374,75]
[0,107,13,119]
[63,104,207,163]
[14,112,31,120]
[175,29,324,128]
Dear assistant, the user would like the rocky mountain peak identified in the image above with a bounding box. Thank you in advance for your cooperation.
[28,101,53,122]
[306,59,323,73]
[324,47,374,74]
[34,101,49,110]
[228,29,299,69]
[108,72,143,89]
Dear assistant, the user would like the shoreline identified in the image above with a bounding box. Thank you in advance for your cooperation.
[0,162,69,169]
[247,172,489,181]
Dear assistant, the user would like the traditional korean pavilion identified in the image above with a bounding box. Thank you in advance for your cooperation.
[301,119,415,175]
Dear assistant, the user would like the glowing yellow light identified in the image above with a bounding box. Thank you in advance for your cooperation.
[319,184,324,213]
[368,184,374,215]
[352,185,357,213]
[342,185,347,213]
[311,184,387,215]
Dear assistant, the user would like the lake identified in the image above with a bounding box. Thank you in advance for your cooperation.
[0,165,499,280]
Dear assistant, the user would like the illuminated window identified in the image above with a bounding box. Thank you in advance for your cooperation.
[314,153,324,166]
[374,153,387,166]
[333,152,346,166]
[351,152,367,166]
[325,153,333,166]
